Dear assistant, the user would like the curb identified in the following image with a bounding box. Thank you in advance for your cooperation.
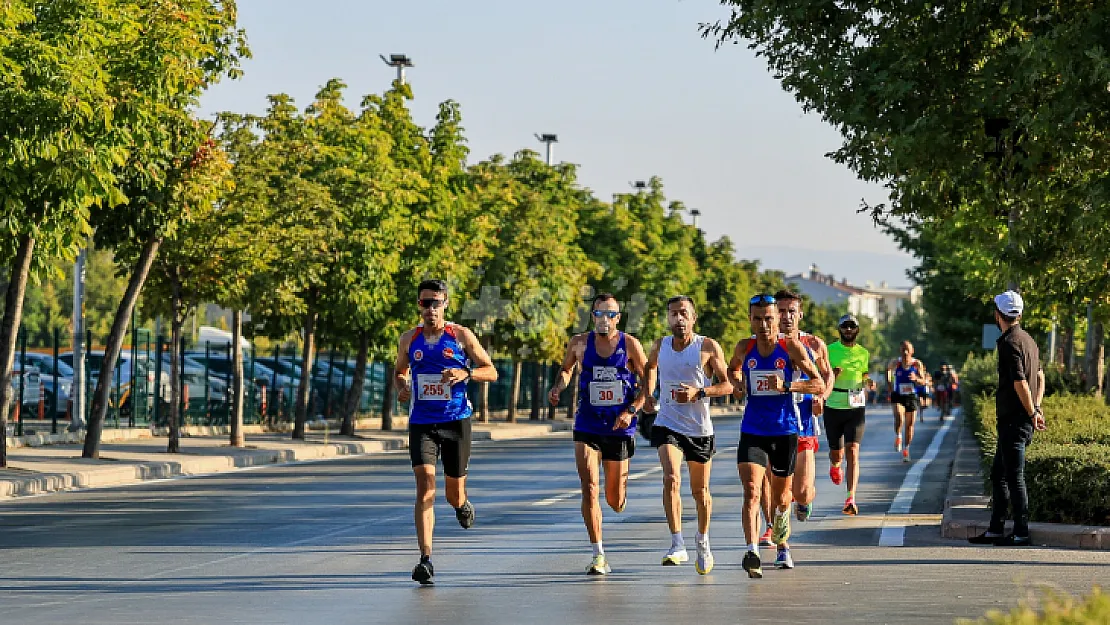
[941,415,1110,550]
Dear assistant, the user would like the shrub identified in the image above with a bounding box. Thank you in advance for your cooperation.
[960,587,1110,624]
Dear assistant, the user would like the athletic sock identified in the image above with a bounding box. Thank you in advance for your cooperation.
[847,491,854,500]
[747,542,758,554]
[592,542,604,557]
[831,461,842,468]
[671,532,685,549]
[696,532,709,547]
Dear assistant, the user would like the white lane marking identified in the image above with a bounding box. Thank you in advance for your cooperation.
[532,446,737,507]
[879,416,955,547]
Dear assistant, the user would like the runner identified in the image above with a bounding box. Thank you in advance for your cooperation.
[728,294,826,579]
[394,279,499,585]
[917,369,932,413]
[641,296,732,575]
[549,293,648,576]
[824,314,873,516]
[887,341,926,463]
[936,363,960,418]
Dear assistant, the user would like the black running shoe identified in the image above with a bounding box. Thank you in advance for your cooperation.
[742,550,763,579]
[412,556,434,585]
[455,500,475,529]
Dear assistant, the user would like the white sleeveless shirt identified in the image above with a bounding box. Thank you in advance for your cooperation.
[654,334,713,437]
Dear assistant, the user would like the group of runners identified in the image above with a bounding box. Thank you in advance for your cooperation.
[393,279,950,584]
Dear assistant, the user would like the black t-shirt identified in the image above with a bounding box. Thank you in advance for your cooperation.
[995,324,1041,424]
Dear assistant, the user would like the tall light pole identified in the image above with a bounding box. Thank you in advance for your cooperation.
[380,54,414,85]
[689,208,702,230]
[70,246,87,431]
[630,180,647,192]
[535,133,558,166]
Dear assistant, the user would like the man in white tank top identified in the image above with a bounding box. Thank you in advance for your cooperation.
[639,296,733,575]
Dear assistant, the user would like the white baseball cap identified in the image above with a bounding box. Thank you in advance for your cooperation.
[994,290,1024,316]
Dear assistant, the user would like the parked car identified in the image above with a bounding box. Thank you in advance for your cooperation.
[8,362,43,419]
[158,354,229,406]
[19,353,73,416]
[58,350,172,407]
[185,352,295,409]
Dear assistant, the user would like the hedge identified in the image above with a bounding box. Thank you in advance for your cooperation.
[961,353,1110,527]
[960,587,1109,625]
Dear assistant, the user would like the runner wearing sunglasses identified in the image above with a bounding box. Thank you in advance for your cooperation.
[549,293,648,575]
[824,314,873,516]
[728,294,826,579]
[394,279,499,585]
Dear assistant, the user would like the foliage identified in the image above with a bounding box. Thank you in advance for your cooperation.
[960,588,1110,625]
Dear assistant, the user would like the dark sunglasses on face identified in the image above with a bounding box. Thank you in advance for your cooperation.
[592,310,620,319]
[419,298,447,309]
[749,294,776,305]
[840,323,859,330]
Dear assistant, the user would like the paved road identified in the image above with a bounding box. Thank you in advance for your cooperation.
[0,408,1106,625]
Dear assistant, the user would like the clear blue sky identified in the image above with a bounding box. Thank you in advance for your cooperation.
[199,0,916,286]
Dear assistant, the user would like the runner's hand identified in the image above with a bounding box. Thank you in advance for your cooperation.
[832,367,843,378]
[767,374,787,393]
[812,396,824,416]
[547,385,562,406]
[675,383,698,404]
[613,410,634,431]
[644,395,658,414]
[397,380,412,403]
[441,368,469,385]
[1033,412,1047,431]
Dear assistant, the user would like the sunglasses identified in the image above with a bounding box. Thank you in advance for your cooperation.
[749,294,776,305]
[592,310,620,319]
[840,323,859,330]
[419,298,447,309]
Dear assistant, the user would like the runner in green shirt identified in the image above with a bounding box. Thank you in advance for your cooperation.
[824,314,874,516]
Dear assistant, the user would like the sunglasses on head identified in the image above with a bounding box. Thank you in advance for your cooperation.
[419,298,447,309]
[592,310,620,319]
[749,294,776,306]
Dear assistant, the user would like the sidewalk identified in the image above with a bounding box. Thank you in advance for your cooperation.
[0,419,574,501]
[941,415,1110,550]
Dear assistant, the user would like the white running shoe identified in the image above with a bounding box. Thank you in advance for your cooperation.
[586,554,611,575]
[695,542,714,575]
[661,545,689,566]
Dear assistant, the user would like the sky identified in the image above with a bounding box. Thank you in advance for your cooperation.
[198,0,918,287]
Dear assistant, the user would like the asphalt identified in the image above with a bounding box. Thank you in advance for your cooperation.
[0,407,1106,625]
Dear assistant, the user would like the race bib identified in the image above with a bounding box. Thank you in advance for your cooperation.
[589,381,625,406]
[750,370,785,396]
[898,383,915,395]
[848,389,867,408]
[416,374,451,401]
[663,382,701,405]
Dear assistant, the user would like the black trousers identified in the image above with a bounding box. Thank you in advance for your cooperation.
[989,422,1033,536]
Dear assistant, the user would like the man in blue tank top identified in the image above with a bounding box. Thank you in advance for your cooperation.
[549,293,648,576]
[727,294,826,579]
[393,279,498,585]
[886,340,926,463]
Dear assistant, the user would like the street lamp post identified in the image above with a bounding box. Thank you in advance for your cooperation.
[689,208,702,230]
[535,133,558,166]
[379,54,414,85]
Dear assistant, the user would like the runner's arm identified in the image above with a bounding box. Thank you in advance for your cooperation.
[638,339,662,410]
[394,330,414,401]
[784,338,825,395]
[457,326,498,383]
[727,341,747,400]
[548,336,581,405]
[625,336,649,413]
[816,338,835,401]
[701,338,734,398]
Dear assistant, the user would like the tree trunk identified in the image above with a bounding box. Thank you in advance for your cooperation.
[381,363,395,431]
[1061,321,1075,371]
[340,330,369,436]
[507,359,522,423]
[1089,321,1105,395]
[292,291,318,440]
[478,335,491,423]
[530,361,541,420]
[0,236,35,468]
[168,280,183,454]
[229,310,245,447]
[84,235,161,459]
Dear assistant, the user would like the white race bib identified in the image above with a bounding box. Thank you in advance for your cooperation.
[416,374,451,401]
[750,370,786,397]
[589,381,625,406]
[848,389,867,408]
[898,383,915,395]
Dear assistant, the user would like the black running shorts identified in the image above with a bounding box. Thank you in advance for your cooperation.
[409,419,472,478]
[650,425,716,464]
[824,406,866,450]
[892,392,919,413]
[737,432,799,478]
[574,431,636,462]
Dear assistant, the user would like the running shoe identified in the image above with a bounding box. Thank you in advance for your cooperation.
[842,497,859,516]
[994,534,1032,547]
[661,545,689,566]
[829,463,844,486]
[455,500,475,529]
[411,556,434,585]
[772,508,792,545]
[586,554,611,575]
[695,542,714,575]
[895,435,903,452]
[742,550,763,579]
[775,546,795,570]
[759,526,775,547]
[795,502,812,522]
[902,448,911,463]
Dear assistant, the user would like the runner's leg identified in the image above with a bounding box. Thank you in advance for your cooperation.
[575,442,603,543]
[688,459,712,536]
[658,443,684,533]
[604,458,630,513]
[414,465,436,557]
